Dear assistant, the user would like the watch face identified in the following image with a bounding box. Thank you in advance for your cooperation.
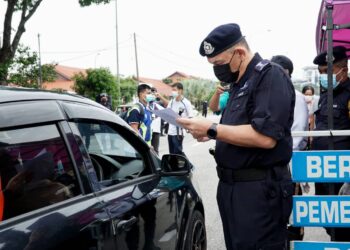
[207,124,217,139]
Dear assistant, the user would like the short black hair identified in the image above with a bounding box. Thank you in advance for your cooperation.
[271,55,294,77]
[302,85,315,95]
[171,82,183,90]
[137,84,151,97]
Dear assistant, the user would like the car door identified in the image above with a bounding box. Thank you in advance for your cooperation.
[0,121,113,250]
[68,117,182,250]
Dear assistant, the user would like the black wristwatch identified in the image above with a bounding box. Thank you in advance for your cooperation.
[207,123,218,139]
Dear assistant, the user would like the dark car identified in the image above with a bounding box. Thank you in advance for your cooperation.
[0,87,206,250]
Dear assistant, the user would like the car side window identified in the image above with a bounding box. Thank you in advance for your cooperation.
[71,121,151,187]
[0,125,81,221]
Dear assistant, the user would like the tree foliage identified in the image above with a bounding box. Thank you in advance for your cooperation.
[0,0,111,84]
[120,77,137,104]
[182,79,217,110]
[1,0,44,83]
[73,67,119,107]
[7,44,56,88]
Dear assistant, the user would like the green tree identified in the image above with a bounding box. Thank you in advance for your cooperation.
[0,0,112,84]
[8,44,56,88]
[73,67,119,108]
[120,77,137,104]
[182,79,216,110]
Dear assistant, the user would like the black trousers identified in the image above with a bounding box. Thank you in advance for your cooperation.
[168,135,185,156]
[216,169,293,250]
[151,132,160,155]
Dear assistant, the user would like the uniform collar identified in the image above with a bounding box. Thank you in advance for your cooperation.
[236,53,262,88]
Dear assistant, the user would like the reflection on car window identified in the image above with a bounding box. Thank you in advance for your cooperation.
[72,122,149,187]
[0,125,81,221]
[76,123,139,157]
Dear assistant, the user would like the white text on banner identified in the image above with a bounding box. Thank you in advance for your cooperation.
[293,196,350,227]
[292,150,350,182]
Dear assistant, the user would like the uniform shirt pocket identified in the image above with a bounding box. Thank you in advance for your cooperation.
[230,90,249,111]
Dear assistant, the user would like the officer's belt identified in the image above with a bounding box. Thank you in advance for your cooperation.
[216,166,267,182]
[216,166,288,183]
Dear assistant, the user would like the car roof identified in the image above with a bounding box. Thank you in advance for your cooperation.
[0,86,131,129]
[0,86,97,106]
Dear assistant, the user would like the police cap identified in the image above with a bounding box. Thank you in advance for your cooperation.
[313,46,348,66]
[271,55,294,76]
[199,23,244,58]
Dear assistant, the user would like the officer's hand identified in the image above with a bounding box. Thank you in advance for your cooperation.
[176,117,212,140]
[215,85,226,96]
[197,137,210,142]
[339,183,350,195]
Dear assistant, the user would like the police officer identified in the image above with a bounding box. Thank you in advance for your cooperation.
[312,46,350,195]
[177,23,295,250]
[312,46,350,241]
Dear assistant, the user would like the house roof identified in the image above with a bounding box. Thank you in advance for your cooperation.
[42,80,75,92]
[54,65,86,80]
[166,71,190,79]
[165,71,200,81]
[41,64,86,92]
[138,77,172,96]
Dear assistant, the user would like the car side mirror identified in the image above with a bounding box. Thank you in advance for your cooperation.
[160,154,191,176]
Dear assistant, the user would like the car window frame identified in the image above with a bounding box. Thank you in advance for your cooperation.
[68,118,158,188]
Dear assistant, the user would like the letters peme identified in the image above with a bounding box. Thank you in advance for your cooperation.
[293,196,350,226]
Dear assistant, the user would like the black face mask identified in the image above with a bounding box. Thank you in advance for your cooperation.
[213,52,242,83]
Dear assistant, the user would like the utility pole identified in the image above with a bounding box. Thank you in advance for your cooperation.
[133,33,139,84]
[115,0,121,104]
[37,33,43,89]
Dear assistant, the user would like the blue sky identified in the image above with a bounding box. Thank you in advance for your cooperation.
[0,0,321,80]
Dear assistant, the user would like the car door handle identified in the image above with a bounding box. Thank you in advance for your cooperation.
[115,216,138,233]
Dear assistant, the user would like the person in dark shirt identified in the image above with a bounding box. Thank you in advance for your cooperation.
[177,23,295,250]
[202,101,208,117]
[312,45,350,241]
[126,84,153,145]
[99,94,112,110]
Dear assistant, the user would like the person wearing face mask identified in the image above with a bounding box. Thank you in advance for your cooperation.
[312,46,350,155]
[177,23,295,250]
[312,46,350,241]
[126,84,154,145]
[165,82,193,155]
[302,85,319,131]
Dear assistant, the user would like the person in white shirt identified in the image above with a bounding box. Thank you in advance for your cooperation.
[164,82,193,155]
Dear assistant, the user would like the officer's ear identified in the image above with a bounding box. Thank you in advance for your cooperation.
[235,47,246,60]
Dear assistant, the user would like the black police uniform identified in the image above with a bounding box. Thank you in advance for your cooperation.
[215,53,295,250]
[313,78,350,241]
[313,79,350,195]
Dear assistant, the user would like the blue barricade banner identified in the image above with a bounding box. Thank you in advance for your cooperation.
[292,150,350,182]
[293,196,350,227]
[292,241,350,250]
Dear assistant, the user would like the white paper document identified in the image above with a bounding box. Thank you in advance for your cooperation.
[150,108,183,128]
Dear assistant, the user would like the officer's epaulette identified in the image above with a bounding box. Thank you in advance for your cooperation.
[254,59,271,72]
